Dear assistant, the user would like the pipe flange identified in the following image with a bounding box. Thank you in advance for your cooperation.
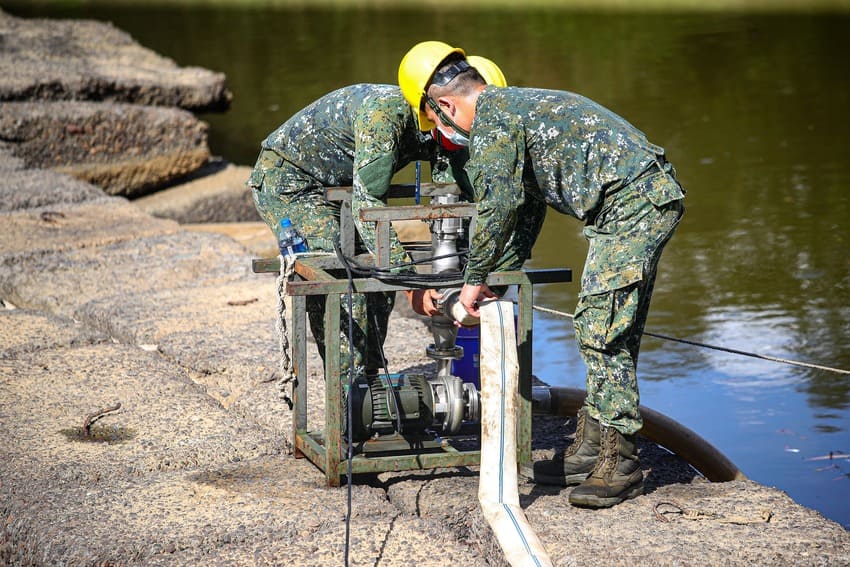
[426,344,464,360]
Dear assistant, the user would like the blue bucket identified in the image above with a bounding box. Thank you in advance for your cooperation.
[451,315,518,389]
[452,326,480,388]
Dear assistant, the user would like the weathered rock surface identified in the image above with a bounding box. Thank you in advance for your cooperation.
[134,162,258,223]
[0,168,106,210]
[0,9,229,197]
[0,100,211,198]
[183,221,280,259]
[0,141,24,171]
[2,167,849,566]
[0,9,231,112]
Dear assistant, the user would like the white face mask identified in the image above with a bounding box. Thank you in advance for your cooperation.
[437,126,469,147]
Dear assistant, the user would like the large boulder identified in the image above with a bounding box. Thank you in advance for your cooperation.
[134,162,259,223]
[0,9,231,197]
[0,9,230,112]
[0,101,210,198]
[0,141,24,171]
[0,168,107,211]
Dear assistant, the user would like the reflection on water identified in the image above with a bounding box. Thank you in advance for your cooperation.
[700,306,806,384]
[5,2,849,528]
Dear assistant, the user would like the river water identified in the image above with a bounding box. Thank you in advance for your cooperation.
[7,3,849,529]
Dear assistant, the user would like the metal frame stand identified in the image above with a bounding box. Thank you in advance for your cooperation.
[253,184,570,486]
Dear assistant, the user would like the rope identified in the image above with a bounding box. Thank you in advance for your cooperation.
[654,500,772,524]
[275,251,336,408]
[275,254,298,408]
[530,304,850,376]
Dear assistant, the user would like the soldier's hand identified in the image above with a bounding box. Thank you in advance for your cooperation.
[459,283,498,318]
[404,289,442,317]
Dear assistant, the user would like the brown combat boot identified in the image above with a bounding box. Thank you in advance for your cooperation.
[568,424,643,508]
[521,409,601,486]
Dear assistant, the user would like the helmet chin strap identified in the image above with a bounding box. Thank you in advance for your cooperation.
[425,95,471,139]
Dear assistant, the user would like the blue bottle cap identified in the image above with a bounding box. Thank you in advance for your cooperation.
[279,218,293,228]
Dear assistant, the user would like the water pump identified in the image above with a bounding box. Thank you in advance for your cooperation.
[344,190,482,444]
[344,372,479,442]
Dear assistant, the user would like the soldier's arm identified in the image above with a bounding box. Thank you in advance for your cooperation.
[350,101,410,267]
[489,193,547,273]
[463,119,527,285]
[430,145,473,196]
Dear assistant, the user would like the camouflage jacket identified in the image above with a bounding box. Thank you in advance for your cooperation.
[463,86,680,285]
[261,84,434,264]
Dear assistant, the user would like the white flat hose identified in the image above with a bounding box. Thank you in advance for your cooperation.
[478,300,554,567]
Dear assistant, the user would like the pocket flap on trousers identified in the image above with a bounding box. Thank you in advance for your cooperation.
[634,170,685,207]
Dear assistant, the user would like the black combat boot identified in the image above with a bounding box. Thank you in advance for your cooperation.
[568,424,643,508]
[521,409,601,486]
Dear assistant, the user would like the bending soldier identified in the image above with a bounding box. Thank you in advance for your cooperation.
[398,41,685,508]
[249,60,506,380]
[249,83,423,378]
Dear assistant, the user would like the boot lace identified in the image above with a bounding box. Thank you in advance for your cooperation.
[589,426,619,478]
[564,411,586,458]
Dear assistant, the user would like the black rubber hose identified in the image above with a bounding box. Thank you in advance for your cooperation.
[544,387,746,482]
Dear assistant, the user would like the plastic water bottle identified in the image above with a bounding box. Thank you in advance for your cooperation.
[278,217,308,257]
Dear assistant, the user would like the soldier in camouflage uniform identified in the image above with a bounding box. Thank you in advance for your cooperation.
[248,84,435,379]
[399,44,685,508]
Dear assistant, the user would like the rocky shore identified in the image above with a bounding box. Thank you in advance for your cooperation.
[1,8,848,566]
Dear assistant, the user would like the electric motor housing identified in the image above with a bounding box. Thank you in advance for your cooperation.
[344,373,479,442]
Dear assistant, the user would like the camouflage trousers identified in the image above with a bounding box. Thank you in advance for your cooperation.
[249,148,395,377]
[574,163,685,435]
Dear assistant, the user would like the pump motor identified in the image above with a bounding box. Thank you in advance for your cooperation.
[345,373,479,442]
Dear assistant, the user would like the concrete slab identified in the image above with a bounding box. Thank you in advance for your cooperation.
[184,221,278,258]
[0,336,482,566]
[0,307,107,357]
[1,453,478,566]
[0,101,211,197]
[135,163,259,224]
[2,190,849,565]
[73,277,276,346]
[0,198,180,260]
[0,344,286,478]
[0,168,106,212]
[523,478,850,565]
[1,230,250,317]
[378,419,850,566]
[0,142,24,171]
[0,9,230,112]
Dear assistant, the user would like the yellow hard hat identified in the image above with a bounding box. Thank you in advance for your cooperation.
[466,55,507,88]
[398,40,465,131]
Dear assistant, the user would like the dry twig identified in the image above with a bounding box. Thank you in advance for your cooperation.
[82,402,122,438]
[39,211,66,223]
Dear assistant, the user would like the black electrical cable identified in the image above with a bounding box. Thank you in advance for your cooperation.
[341,249,469,288]
[345,250,468,283]
[334,238,474,565]
[335,241,356,567]
[334,243,405,434]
